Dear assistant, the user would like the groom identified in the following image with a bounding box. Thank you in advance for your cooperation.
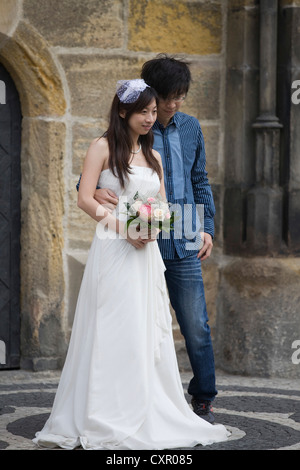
[91,54,217,423]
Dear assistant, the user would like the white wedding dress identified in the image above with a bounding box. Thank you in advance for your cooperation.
[33,166,229,450]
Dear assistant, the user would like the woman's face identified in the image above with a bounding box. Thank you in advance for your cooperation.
[125,98,157,138]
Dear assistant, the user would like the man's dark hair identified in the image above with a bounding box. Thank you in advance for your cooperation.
[141,53,191,99]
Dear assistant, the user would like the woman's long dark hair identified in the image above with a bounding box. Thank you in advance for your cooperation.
[105,86,162,188]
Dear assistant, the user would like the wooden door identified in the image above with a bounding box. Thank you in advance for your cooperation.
[0,63,22,369]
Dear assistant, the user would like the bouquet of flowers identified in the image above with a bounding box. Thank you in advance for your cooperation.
[123,192,175,235]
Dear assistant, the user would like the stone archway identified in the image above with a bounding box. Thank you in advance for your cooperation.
[0,18,68,370]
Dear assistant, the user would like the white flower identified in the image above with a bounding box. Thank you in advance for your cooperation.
[131,200,143,213]
[153,208,165,221]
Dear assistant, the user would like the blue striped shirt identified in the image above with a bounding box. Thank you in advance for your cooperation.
[153,112,215,259]
[76,112,215,259]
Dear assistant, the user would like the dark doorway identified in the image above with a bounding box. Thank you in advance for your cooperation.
[0,63,22,369]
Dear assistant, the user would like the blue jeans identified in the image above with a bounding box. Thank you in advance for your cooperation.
[163,253,217,402]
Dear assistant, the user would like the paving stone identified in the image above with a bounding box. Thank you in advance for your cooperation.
[0,369,299,452]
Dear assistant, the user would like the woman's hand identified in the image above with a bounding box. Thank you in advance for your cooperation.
[125,225,159,249]
[139,227,160,240]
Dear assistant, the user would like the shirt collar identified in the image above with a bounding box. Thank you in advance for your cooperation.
[153,112,180,131]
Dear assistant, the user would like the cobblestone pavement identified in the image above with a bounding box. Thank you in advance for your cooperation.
[0,369,299,451]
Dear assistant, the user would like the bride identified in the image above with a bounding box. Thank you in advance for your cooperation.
[33,79,229,450]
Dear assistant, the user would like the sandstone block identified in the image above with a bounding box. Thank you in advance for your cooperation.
[23,0,124,48]
[0,0,19,36]
[227,2,259,69]
[72,121,105,175]
[281,0,300,6]
[20,119,66,364]
[200,124,221,181]
[128,0,222,55]
[181,61,221,120]
[59,54,144,117]
[0,21,66,117]
[215,257,300,378]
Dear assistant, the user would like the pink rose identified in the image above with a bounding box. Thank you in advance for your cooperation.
[138,203,153,221]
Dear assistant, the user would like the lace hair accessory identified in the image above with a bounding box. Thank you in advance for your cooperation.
[116,79,149,104]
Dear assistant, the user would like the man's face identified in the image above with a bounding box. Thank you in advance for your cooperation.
[157,93,186,124]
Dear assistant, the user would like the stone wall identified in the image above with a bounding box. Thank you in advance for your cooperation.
[0,0,226,370]
[0,0,299,377]
[214,0,300,378]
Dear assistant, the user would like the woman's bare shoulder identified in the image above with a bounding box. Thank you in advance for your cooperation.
[90,136,109,153]
[86,137,109,167]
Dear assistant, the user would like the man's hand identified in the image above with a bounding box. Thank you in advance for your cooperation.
[197,232,213,260]
[94,188,118,212]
